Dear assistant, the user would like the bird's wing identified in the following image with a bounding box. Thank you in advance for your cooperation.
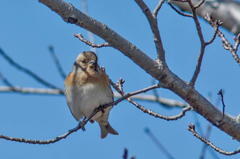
[64,72,83,121]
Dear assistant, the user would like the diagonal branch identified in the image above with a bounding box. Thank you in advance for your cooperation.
[205,16,240,64]
[134,0,165,61]
[145,128,175,159]
[188,124,240,155]
[0,71,14,87]
[0,48,60,89]
[153,0,165,18]
[187,0,206,87]
[168,3,193,17]
[48,45,66,79]
[111,80,191,121]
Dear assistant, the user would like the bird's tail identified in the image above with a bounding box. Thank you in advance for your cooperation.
[98,122,119,139]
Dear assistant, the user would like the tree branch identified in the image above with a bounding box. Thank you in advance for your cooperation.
[74,33,111,48]
[206,15,240,64]
[0,85,188,108]
[0,84,163,144]
[168,3,193,18]
[145,128,175,159]
[169,0,240,35]
[48,45,66,79]
[188,0,207,87]
[153,0,165,18]
[39,0,240,140]
[111,80,191,121]
[134,0,166,61]
[188,124,240,155]
[0,48,60,89]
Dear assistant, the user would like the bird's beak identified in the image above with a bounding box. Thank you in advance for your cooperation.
[88,60,97,66]
[88,60,98,71]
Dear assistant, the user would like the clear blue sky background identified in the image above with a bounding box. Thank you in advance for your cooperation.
[0,0,239,159]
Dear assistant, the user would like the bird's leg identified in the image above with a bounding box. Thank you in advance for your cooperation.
[97,105,105,113]
[78,117,87,131]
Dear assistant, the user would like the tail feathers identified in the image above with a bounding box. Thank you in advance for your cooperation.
[99,122,119,139]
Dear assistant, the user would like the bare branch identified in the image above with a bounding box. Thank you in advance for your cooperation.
[74,33,111,48]
[39,0,240,140]
[0,85,188,108]
[205,16,240,64]
[111,80,191,121]
[0,86,64,95]
[188,124,240,155]
[217,89,226,122]
[123,148,128,159]
[188,0,206,87]
[0,121,85,144]
[194,0,205,9]
[0,48,60,89]
[205,25,219,46]
[134,0,165,61]
[168,3,193,17]
[153,0,165,18]
[145,128,175,159]
[189,46,206,86]
[169,0,240,35]
[0,71,13,87]
[132,101,192,120]
[114,93,187,108]
[0,83,165,144]
[199,125,214,159]
[234,33,240,53]
[48,45,66,79]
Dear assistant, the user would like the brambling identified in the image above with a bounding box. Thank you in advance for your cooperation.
[64,51,118,138]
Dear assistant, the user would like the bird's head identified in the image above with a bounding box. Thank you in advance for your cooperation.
[74,51,99,74]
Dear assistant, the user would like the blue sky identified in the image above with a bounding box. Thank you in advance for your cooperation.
[0,0,239,159]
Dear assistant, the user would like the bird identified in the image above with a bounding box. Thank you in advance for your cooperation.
[64,51,118,138]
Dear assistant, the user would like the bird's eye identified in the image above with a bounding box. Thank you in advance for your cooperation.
[80,60,87,64]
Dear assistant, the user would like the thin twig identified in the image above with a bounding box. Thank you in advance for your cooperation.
[111,80,191,121]
[205,26,219,46]
[151,79,171,108]
[145,128,175,159]
[205,16,240,64]
[188,124,240,155]
[234,33,240,53]
[199,125,213,159]
[135,0,165,61]
[74,33,111,48]
[0,85,188,107]
[190,45,206,86]
[153,0,165,18]
[0,71,13,87]
[0,86,64,95]
[188,0,206,87]
[123,148,128,159]
[48,45,66,79]
[0,84,162,144]
[80,0,97,53]
[168,3,193,17]
[217,89,226,122]
[194,0,205,9]
[0,48,60,89]
[131,101,192,120]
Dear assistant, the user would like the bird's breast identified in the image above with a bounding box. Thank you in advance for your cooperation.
[71,82,113,119]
